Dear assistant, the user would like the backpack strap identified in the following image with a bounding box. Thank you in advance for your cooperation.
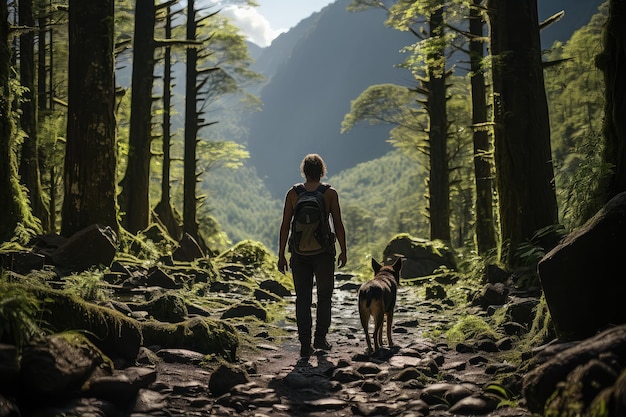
[317,184,331,194]
[293,183,330,195]
[293,183,306,196]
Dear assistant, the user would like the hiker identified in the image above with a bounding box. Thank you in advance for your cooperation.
[278,153,347,358]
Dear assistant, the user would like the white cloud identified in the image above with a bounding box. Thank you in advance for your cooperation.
[221,6,285,47]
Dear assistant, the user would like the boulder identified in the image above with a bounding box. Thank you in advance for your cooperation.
[259,279,292,297]
[523,324,626,414]
[0,251,45,274]
[145,266,179,289]
[48,224,117,273]
[30,286,142,360]
[221,300,268,322]
[139,293,188,323]
[85,366,157,405]
[20,332,112,396]
[172,233,204,262]
[382,234,456,278]
[141,317,239,361]
[208,364,250,396]
[538,191,626,341]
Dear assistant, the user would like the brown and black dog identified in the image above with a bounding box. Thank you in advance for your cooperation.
[358,257,402,354]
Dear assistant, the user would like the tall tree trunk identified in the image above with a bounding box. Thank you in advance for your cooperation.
[62,0,118,236]
[154,5,182,240]
[37,10,56,232]
[488,0,559,265]
[19,0,50,232]
[0,1,40,242]
[469,0,497,255]
[427,3,451,243]
[119,0,156,233]
[183,0,200,243]
[599,0,626,201]
[0,3,20,240]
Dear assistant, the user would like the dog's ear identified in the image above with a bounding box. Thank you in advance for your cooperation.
[372,258,383,274]
[392,257,402,274]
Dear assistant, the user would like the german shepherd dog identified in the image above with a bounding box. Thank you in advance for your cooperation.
[358,257,402,354]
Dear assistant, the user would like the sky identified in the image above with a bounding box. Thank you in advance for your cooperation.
[220,0,336,47]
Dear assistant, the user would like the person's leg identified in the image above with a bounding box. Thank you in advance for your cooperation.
[290,255,314,356]
[313,253,335,349]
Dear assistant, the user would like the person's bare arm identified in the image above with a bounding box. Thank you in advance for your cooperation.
[277,191,293,273]
[329,189,347,268]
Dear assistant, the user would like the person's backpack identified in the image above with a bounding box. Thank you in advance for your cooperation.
[289,183,335,255]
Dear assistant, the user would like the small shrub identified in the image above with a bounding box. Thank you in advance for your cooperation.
[63,268,109,302]
[446,314,501,346]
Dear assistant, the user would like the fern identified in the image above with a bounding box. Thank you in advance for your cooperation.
[0,280,44,350]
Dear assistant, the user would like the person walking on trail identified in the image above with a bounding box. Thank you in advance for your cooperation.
[278,153,347,358]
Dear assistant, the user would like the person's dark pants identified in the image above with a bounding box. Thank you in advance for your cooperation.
[290,252,335,345]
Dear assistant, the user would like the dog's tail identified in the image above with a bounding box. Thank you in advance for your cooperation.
[359,288,375,308]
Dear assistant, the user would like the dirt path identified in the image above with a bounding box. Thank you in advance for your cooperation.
[227,275,533,417]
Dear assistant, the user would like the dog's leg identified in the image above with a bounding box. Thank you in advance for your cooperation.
[386,310,394,347]
[359,301,373,355]
[373,309,384,351]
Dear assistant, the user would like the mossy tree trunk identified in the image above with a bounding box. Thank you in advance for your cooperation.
[599,0,626,201]
[61,0,118,236]
[469,0,497,255]
[19,0,50,232]
[488,0,559,266]
[426,3,451,244]
[0,2,39,242]
[119,0,157,234]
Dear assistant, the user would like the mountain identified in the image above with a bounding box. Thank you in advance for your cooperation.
[238,0,605,198]
[244,0,414,198]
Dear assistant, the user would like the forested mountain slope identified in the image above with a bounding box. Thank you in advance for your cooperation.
[237,0,604,199]
[202,150,423,254]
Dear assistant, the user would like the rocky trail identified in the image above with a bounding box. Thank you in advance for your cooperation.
[144,273,533,417]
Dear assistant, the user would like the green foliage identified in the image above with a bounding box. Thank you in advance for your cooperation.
[445,314,501,346]
[524,296,555,351]
[544,3,608,230]
[330,150,429,272]
[198,164,282,252]
[0,280,44,350]
[515,224,567,268]
[556,131,612,231]
[63,268,109,302]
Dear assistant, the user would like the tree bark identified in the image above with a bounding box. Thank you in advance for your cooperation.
[183,0,200,243]
[488,0,559,265]
[427,4,451,243]
[62,0,118,236]
[19,0,50,231]
[599,0,626,201]
[154,5,183,240]
[119,0,156,233]
[469,0,497,255]
[0,2,20,240]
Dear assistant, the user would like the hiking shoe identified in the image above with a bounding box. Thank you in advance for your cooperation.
[300,343,314,358]
[313,338,332,351]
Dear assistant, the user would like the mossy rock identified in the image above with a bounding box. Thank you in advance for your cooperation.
[139,293,188,323]
[20,331,113,395]
[141,317,239,361]
[28,285,142,360]
[217,240,276,271]
[383,234,457,278]
[221,300,268,322]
